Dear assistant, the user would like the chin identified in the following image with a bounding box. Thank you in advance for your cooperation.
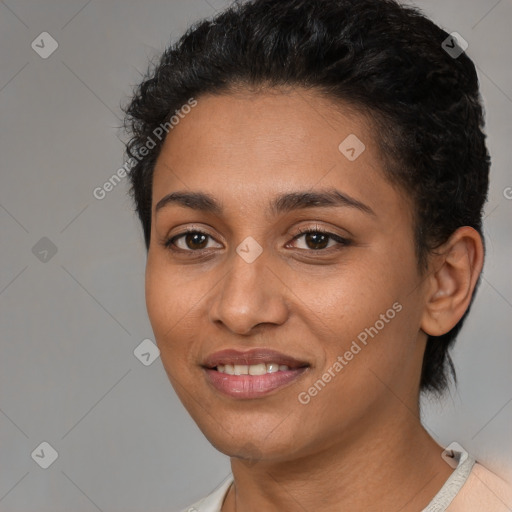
[199,421,303,464]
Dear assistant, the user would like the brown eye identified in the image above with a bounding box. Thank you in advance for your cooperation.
[303,232,329,250]
[290,228,350,251]
[165,230,222,252]
[183,232,208,250]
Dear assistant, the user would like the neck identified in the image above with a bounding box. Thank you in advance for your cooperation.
[222,404,453,512]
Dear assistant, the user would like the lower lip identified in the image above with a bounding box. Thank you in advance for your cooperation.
[203,367,309,399]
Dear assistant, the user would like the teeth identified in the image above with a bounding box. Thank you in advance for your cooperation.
[267,363,279,373]
[215,363,291,374]
[234,364,249,375]
[223,364,234,375]
[248,363,266,375]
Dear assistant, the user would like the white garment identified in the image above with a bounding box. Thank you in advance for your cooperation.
[181,444,512,512]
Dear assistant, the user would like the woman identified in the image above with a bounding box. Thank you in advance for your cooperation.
[123,0,512,510]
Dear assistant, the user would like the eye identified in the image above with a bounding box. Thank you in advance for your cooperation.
[164,230,222,252]
[163,226,351,255]
[288,227,350,251]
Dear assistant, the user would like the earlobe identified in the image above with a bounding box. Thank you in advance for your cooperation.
[420,227,484,337]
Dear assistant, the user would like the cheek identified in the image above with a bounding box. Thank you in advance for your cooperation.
[294,254,420,387]
[144,257,197,362]
[145,261,174,338]
[144,265,200,412]
[288,256,402,339]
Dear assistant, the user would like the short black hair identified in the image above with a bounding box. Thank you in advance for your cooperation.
[123,0,490,395]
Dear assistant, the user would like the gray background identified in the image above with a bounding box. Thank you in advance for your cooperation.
[0,0,511,510]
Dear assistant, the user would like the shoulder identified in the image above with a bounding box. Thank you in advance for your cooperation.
[449,462,512,511]
[180,475,233,512]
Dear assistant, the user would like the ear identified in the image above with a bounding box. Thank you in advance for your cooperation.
[421,226,484,337]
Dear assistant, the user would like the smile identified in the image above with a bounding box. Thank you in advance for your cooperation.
[202,348,310,398]
[215,363,291,374]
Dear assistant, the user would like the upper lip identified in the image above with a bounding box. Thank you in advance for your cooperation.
[202,348,310,369]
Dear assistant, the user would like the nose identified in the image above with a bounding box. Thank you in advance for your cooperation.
[208,249,289,336]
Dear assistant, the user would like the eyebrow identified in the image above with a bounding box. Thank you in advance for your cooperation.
[155,188,375,217]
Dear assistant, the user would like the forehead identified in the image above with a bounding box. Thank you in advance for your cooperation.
[152,88,406,221]
[157,88,372,172]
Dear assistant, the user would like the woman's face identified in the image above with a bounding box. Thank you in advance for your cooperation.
[145,88,429,462]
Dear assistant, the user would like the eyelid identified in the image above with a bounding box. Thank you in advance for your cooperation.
[292,225,348,239]
[287,226,351,250]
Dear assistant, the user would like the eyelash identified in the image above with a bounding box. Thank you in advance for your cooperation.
[163,226,351,255]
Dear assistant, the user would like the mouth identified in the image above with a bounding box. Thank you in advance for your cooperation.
[202,348,310,399]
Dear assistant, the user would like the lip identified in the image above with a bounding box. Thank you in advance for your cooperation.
[203,367,309,399]
[202,348,310,369]
[201,348,310,399]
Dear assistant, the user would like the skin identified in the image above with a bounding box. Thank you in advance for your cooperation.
[145,88,484,511]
